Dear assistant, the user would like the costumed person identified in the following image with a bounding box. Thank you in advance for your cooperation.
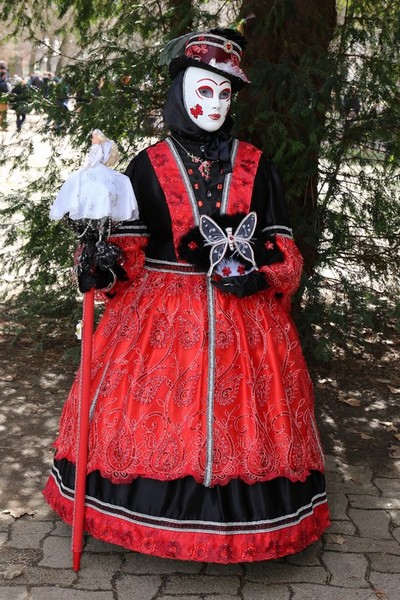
[44,27,330,563]
[50,129,138,222]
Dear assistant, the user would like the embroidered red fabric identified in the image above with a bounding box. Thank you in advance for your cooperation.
[147,139,262,256]
[52,138,325,487]
[43,475,330,563]
[260,235,304,312]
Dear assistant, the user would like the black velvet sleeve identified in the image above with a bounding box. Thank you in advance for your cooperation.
[124,149,177,261]
[125,150,171,229]
[250,154,293,237]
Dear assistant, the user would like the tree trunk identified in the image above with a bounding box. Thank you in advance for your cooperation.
[55,30,78,74]
[236,0,336,276]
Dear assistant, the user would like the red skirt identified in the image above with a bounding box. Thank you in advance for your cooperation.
[44,259,330,561]
[44,459,329,563]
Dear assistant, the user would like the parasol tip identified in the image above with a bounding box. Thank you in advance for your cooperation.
[73,551,82,572]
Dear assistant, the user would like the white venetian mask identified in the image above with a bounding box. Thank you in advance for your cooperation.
[183,66,232,132]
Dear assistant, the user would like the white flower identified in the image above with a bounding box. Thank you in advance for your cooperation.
[75,320,82,340]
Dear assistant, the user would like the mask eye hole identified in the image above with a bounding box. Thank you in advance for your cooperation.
[197,85,213,98]
[219,88,231,101]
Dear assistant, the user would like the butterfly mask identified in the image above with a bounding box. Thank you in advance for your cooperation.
[199,212,258,276]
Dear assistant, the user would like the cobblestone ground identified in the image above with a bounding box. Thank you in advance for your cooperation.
[1,296,399,600]
[1,115,400,600]
[1,451,400,600]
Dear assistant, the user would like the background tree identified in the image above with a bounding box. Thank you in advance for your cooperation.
[236,0,336,275]
[232,0,399,356]
[0,0,398,360]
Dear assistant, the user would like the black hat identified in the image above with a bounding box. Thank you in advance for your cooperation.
[160,28,249,92]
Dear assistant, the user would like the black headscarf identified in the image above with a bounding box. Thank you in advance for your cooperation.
[162,70,234,173]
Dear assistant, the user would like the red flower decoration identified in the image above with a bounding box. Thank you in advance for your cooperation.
[237,264,246,275]
[153,153,168,167]
[186,44,208,57]
[188,241,198,250]
[265,240,274,251]
[222,266,232,276]
[190,104,203,119]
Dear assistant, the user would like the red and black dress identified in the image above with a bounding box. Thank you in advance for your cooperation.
[44,135,330,563]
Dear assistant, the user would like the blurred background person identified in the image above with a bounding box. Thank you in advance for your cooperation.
[9,77,32,132]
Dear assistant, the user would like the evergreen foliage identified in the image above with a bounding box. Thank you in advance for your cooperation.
[0,0,398,359]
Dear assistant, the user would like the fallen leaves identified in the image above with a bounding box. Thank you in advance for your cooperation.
[317,377,338,388]
[378,423,400,456]
[1,565,25,580]
[389,445,400,460]
[347,427,373,440]
[0,372,17,382]
[387,385,400,395]
[345,417,400,453]
[337,388,400,456]
[327,534,346,545]
[380,422,398,433]
[1,508,34,519]
[338,393,362,407]
[376,378,400,394]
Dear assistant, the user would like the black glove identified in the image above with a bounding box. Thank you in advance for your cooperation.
[212,271,268,298]
[78,269,115,293]
[78,264,128,295]
[113,263,129,283]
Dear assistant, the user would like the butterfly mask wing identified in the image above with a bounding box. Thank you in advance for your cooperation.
[233,212,257,267]
[199,215,228,276]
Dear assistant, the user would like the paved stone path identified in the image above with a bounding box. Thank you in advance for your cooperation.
[1,454,400,600]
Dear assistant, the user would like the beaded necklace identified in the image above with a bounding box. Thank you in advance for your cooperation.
[169,135,215,181]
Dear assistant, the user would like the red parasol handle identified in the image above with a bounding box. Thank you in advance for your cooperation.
[71,288,95,571]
